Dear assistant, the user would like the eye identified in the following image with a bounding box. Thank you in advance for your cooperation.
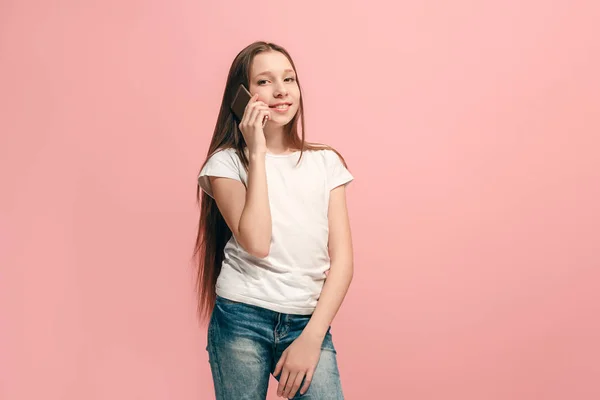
[285,77,296,82]
[257,80,268,85]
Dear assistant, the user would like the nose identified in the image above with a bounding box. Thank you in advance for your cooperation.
[273,80,288,98]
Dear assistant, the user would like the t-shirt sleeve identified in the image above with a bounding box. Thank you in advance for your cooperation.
[197,149,243,198]
[325,150,354,191]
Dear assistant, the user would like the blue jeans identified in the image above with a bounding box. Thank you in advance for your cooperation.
[206,295,344,399]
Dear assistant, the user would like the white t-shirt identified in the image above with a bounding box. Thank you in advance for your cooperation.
[197,147,353,315]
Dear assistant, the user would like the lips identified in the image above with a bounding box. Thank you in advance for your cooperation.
[269,102,292,110]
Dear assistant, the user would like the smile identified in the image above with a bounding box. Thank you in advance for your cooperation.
[269,103,292,111]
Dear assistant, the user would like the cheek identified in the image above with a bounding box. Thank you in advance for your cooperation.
[292,91,301,108]
[291,85,300,98]
[260,94,273,104]
[248,86,269,102]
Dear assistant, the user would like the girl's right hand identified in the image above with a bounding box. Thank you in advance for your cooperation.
[238,94,270,154]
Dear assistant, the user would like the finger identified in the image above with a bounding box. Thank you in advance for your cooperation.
[277,369,290,397]
[274,351,287,377]
[246,97,267,114]
[282,371,298,398]
[245,106,259,126]
[248,105,269,127]
[240,94,260,123]
[239,107,251,129]
[248,106,268,125]
[245,94,259,111]
[287,371,306,399]
[257,109,270,128]
[299,368,315,395]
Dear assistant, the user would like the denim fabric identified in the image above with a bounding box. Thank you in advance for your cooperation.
[206,296,344,399]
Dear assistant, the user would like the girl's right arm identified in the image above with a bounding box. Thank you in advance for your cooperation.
[209,95,272,258]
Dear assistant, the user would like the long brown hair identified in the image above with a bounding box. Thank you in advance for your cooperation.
[193,41,347,322]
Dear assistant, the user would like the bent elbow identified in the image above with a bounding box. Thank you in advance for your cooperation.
[242,240,270,259]
[237,226,271,259]
[248,246,270,259]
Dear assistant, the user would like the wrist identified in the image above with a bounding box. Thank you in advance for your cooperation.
[302,323,328,341]
[249,148,267,160]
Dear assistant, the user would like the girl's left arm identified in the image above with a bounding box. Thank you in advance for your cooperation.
[304,184,354,339]
[274,184,354,397]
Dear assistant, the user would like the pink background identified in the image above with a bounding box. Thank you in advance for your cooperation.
[1,1,599,399]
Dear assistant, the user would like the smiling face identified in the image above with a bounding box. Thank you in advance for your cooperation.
[248,51,301,127]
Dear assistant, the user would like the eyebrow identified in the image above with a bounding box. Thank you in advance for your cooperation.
[253,69,295,78]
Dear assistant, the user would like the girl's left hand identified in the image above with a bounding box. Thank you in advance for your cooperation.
[274,332,322,398]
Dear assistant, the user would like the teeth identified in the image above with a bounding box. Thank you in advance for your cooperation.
[274,104,289,109]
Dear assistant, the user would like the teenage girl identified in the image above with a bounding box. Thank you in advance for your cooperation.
[194,41,354,400]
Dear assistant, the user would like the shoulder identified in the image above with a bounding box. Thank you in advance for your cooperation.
[304,144,353,190]
[202,147,245,173]
[198,147,245,196]
[305,144,347,168]
[207,147,241,164]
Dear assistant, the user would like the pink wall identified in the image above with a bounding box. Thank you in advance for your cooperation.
[1,1,599,399]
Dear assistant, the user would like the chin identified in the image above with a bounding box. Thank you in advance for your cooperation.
[271,116,295,127]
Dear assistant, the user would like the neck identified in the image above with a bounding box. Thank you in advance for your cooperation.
[263,124,292,154]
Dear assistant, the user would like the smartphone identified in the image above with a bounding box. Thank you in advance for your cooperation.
[230,84,269,127]
[230,84,252,121]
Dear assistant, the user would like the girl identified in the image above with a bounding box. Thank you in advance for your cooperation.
[194,41,354,400]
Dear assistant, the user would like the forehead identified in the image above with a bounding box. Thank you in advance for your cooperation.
[250,51,294,76]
